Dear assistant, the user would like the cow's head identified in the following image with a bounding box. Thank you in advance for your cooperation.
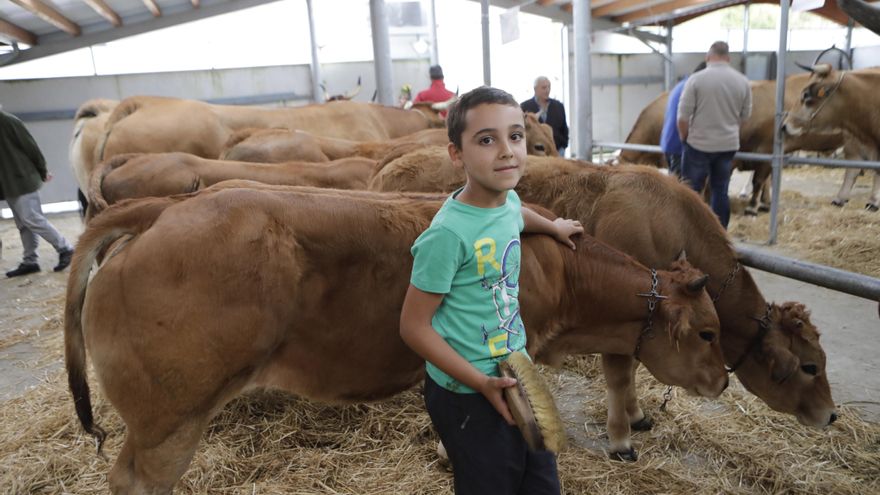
[783,64,848,136]
[636,254,728,399]
[523,113,559,157]
[408,96,457,128]
[732,302,837,428]
[322,77,362,102]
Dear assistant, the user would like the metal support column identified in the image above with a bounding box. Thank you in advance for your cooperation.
[742,2,750,72]
[306,0,323,103]
[768,0,790,244]
[573,0,592,159]
[845,18,854,63]
[481,0,491,86]
[429,0,439,66]
[664,20,674,90]
[370,0,395,106]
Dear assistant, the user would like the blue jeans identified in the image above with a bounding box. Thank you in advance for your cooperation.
[424,375,560,495]
[682,143,736,229]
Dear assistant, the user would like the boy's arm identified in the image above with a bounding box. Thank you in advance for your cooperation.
[399,284,517,424]
[522,206,584,250]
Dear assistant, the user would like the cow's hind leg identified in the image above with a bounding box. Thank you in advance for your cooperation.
[602,354,637,461]
[109,417,207,495]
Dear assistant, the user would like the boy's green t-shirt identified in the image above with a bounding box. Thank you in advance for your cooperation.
[410,189,526,393]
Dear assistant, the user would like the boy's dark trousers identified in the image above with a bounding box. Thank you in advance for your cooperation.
[424,375,560,495]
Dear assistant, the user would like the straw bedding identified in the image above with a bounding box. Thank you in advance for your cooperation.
[2,167,878,493]
[728,166,880,278]
[1,316,878,494]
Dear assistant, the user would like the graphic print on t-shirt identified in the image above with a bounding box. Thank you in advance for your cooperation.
[475,237,524,357]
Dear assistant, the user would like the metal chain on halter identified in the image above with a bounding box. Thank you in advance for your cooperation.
[711,262,741,303]
[633,269,668,361]
[659,385,674,412]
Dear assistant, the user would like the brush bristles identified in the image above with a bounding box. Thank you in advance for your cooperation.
[505,352,567,453]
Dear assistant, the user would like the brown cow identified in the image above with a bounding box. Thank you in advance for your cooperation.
[220,128,450,163]
[69,96,448,193]
[620,75,846,215]
[220,112,558,163]
[369,148,837,438]
[66,187,728,492]
[784,65,880,211]
[86,152,376,217]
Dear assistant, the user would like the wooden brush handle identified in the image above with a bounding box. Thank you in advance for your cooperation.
[499,361,545,451]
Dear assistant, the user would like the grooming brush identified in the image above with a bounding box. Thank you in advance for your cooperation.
[498,352,567,453]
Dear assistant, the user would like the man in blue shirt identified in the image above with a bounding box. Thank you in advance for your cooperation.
[660,62,705,178]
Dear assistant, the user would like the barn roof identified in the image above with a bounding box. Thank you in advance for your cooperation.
[0,0,859,67]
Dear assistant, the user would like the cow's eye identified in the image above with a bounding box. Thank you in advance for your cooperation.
[699,331,715,343]
[534,143,545,152]
[801,364,818,376]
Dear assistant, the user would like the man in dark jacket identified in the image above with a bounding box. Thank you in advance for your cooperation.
[0,107,74,277]
[521,76,569,156]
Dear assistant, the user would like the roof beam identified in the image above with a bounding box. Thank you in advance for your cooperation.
[0,18,37,45]
[83,0,122,27]
[10,0,81,36]
[594,0,653,17]
[142,0,162,17]
[8,0,284,66]
[614,0,706,23]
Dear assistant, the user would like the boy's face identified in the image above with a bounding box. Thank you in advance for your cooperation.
[448,103,527,199]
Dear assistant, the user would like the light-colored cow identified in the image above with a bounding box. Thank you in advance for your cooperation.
[87,152,376,217]
[785,65,880,211]
[220,112,558,163]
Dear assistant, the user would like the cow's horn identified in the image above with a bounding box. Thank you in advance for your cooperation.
[794,61,814,73]
[675,250,687,262]
[320,83,329,101]
[812,63,833,75]
[344,76,362,99]
[432,95,458,111]
[686,274,709,293]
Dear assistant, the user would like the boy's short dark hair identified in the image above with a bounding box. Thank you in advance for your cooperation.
[446,86,520,150]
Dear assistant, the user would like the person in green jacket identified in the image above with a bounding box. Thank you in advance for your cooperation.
[0,107,74,277]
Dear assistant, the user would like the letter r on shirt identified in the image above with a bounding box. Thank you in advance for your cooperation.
[473,238,501,276]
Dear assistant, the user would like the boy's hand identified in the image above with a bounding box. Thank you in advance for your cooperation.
[478,375,518,425]
[553,218,584,250]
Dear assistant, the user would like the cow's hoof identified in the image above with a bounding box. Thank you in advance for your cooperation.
[758,204,770,213]
[831,198,847,207]
[744,207,758,216]
[630,416,654,431]
[866,203,879,212]
[609,448,638,462]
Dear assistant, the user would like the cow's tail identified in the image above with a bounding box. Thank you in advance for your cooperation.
[64,197,176,455]
[96,97,144,163]
[86,153,141,221]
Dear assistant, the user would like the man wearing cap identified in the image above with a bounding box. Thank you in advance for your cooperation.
[521,76,569,156]
[414,65,456,104]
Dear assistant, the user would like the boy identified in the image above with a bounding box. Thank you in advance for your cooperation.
[399,87,583,495]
